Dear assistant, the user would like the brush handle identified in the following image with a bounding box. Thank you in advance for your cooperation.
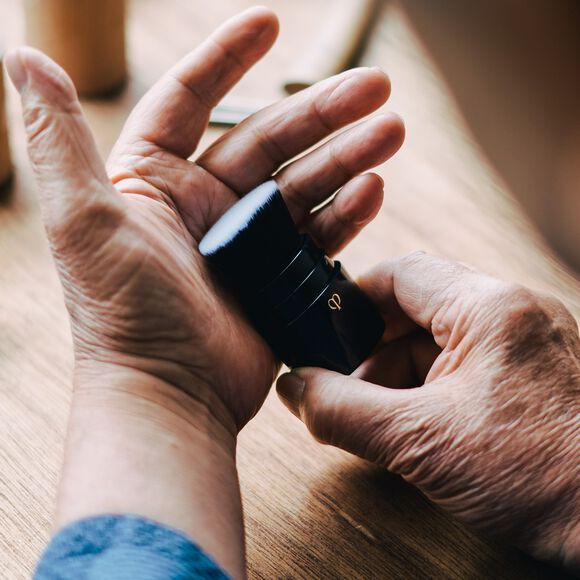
[283,0,379,94]
[254,258,385,374]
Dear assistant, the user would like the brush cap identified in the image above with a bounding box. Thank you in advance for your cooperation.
[199,181,302,293]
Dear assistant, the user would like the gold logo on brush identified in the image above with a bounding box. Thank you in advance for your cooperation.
[328,293,342,311]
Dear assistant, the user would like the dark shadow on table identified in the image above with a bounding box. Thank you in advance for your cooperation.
[272,459,574,580]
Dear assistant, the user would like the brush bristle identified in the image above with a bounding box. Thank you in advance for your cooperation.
[199,180,302,292]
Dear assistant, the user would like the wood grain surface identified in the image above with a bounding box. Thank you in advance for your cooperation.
[0,1,578,578]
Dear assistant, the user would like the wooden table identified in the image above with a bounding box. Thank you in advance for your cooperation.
[1,1,578,578]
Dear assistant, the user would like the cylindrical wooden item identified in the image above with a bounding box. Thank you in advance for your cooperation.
[283,0,378,94]
[24,0,127,97]
[0,58,13,188]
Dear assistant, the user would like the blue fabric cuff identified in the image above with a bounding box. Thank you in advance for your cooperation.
[34,514,230,579]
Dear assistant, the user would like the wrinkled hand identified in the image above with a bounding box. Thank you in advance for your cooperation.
[277,252,580,568]
[5,8,404,432]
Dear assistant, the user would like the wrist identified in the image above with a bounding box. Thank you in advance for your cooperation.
[56,362,245,577]
[73,360,238,449]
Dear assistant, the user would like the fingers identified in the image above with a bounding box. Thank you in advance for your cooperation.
[110,7,279,160]
[4,48,124,249]
[359,252,502,347]
[197,67,392,194]
[191,110,402,239]
[277,113,404,225]
[305,173,384,255]
[276,367,450,473]
[354,330,441,388]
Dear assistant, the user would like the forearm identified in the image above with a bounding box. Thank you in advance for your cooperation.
[55,365,245,579]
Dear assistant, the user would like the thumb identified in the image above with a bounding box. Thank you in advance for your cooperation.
[277,367,451,474]
[4,47,124,253]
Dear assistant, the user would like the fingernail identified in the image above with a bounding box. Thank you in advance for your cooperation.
[276,372,305,418]
[4,50,28,93]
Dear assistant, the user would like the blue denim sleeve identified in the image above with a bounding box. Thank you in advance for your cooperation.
[34,514,230,580]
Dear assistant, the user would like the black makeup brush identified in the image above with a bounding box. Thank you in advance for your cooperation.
[199,180,385,374]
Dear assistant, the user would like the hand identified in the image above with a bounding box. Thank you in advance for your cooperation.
[7,9,404,575]
[277,252,580,569]
[5,8,404,433]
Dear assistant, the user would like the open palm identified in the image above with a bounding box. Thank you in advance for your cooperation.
[7,8,404,430]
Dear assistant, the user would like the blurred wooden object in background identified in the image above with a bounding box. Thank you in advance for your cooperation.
[0,57,12,188]
[283,0,378,94]
[23,0,126,97]
[0,1,578,578]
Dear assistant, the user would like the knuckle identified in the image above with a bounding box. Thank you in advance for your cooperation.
[301,377,348,446]
[38,59,78,102]
[495,284,554,329]
[211,36,245,73]
[169,72,213,112]
[375,403,454,480]
[23,88,80,149]
[498,283,536,306]
[397,251,471,282]
[23,103,54,146]
[542,295,578,329]
[327,142,351,180]
[313,86,341,134]
[400,250,428,268]
[250,122,287,165]
[49,193,126,256]
[492,284,574,363]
